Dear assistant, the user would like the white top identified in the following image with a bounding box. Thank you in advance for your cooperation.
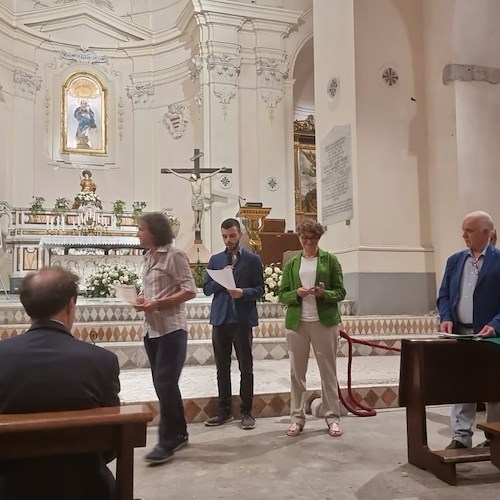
[299,256,319,322]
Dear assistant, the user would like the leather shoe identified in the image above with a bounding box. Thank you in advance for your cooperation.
[445,439,468,449]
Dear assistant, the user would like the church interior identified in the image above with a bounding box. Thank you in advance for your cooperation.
[1,0,500,498]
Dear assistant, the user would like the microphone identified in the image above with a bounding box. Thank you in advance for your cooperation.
[226,252,233,267]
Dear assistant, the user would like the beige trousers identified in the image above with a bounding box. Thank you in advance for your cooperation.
[287,321,340,426]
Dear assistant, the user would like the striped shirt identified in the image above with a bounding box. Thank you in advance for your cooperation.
[141,244,196,338]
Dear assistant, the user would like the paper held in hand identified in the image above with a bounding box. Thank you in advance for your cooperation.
[207,267,236,289]
[113,284,138,304]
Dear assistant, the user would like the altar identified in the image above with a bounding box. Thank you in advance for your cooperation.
[2,206,144,291]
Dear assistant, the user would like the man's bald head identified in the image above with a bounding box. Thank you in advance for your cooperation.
[20,267,79,320]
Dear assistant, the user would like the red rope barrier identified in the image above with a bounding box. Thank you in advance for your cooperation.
[337,329,401,417]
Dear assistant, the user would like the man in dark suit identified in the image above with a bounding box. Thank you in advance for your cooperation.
[438,210,500,449]
[0,267,120,500]
[203,218,264,430]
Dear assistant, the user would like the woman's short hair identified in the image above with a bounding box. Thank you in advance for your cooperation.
[296,219,325,239]
[138,212,173,246]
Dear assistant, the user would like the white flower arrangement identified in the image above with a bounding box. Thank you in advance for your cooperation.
[84,264,141,298]
[262,263,283,303]
[74,191,103,209]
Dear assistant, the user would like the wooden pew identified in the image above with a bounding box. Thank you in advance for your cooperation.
[0,404,153,500]
[478,422,500,471]
[399,338,500,485]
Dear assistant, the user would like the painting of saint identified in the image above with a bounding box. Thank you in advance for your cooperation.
[62,72,108,155]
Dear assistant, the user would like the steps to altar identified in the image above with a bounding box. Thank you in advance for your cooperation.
[0,296,439,424]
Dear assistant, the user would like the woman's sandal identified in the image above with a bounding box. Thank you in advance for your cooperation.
[286,422,303,437]
[328,422,343,437]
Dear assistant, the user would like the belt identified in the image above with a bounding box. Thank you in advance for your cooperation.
[457,322,473,328]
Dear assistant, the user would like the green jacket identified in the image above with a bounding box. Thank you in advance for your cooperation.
[278,248,346,331]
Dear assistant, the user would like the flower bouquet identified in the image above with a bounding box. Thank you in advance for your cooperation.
[73,191,103,209]
[84,264,141,298]
[262,263,282,303]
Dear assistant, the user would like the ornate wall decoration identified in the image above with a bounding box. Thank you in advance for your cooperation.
[207,52,241,116]
[44,90,51,131]
[266,177,279,191]
[219,175,232,189]
[54,0,115,11]
[256,56,289,120]
[117,97,124,141]
[126,83,154,109]
[162,103,189,140]
[13,70,42,99]
[189,55,204,110]
[61,47,108,65]
[327,76,339,99]
[382,66,399,88]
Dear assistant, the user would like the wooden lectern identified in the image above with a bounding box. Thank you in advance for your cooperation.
[237,206,271,253]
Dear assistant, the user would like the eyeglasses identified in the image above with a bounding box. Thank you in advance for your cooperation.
[299,234,319,242]
[470,257,480,275]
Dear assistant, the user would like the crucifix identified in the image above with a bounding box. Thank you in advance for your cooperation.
[161,149,232,242]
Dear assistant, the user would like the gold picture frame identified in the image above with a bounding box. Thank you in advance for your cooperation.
[61,72,108,156]
[294,115,316,224]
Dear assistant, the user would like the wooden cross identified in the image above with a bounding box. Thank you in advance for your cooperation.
[161,149,232,242]
[160,149,232,178]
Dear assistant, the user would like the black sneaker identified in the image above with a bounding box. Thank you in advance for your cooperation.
[240,413,256,430]
[172,434,189,452]
[144,445,174,465]
[205,413,234,427]
[445,439,468,450]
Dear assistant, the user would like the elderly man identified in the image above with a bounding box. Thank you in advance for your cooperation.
[0,267,120,499]
[438,210,500,449]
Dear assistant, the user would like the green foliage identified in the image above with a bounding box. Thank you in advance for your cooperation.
[53,197,70,215]
[112,200,126,215]
[192,263,206,288]
[30,196,45,215]
[132,201,147,217]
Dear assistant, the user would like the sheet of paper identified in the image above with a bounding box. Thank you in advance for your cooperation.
[207,267,236,289]
[113,284,138,304]
[437,332,480,339]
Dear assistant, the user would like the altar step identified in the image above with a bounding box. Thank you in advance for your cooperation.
[120,355,403,425]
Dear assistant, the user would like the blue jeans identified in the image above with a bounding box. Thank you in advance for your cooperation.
[144,329,187,450]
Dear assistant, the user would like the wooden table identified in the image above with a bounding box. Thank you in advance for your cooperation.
[0,404,153,500]
[399,338,500,485]
[477,421,500,471]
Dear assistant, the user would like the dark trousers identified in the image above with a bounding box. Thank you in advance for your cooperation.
[144,329,187,450]
[212,323,254,415]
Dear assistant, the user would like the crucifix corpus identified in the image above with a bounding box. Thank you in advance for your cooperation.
[161,149,232,243]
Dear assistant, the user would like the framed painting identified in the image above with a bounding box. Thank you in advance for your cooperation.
[61,72,108,155]
[293,115,317,223]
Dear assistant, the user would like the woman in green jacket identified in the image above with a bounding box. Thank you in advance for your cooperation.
[278,219,346,438]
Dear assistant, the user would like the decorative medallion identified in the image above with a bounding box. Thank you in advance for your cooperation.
[266,177,279,191]
[162,103,188,140]
[219,175,232,189]
[327,76,339,99]
[382,66,399,88]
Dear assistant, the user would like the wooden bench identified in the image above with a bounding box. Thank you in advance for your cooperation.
[399,338,500,485]
[478,421,500,471]
[0,404,153,500]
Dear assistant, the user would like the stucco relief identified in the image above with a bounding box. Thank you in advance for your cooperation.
[46,48,119,78]
[256,56,288,117]
[13,70,42,99]
[126,83,154,109]
[54,0,114,10]
[117,97,124,140]
[207,52,241,112]
[189,55,204,109]
[162,103,189,140]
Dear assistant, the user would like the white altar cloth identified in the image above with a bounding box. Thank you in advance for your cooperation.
[39,235,141,248]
